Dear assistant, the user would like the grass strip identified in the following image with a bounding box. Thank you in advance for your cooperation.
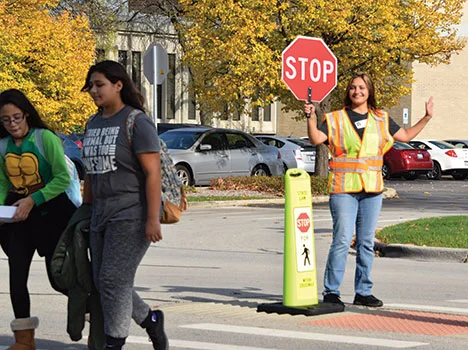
[376,216,468,249]
[188,195,275,202]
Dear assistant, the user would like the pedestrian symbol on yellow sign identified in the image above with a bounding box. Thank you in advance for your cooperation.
[302,244,311,266]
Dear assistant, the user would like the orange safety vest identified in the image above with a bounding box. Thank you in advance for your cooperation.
[324,108,393,194]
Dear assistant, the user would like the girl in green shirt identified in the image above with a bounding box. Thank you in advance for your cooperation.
[0,89,76,349]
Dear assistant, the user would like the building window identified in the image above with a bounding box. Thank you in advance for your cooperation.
[188,75,196,120]
[131,51,141,91]
[95,49,105,62]
[252,107,259,121]
[118,50,128,69]
[188,99,196,120]
[263,105,271,122]
[167,53,176,119]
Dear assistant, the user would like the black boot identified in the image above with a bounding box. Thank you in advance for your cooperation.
[141,309,168,350]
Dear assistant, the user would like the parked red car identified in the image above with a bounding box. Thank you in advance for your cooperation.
[383,141,433,180]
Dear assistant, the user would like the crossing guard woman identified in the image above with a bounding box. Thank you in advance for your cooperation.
[305,72,433,307]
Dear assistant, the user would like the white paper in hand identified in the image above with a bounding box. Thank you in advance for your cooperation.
[0,205,17,223]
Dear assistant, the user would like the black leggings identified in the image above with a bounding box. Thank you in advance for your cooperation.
[0,192,76,318]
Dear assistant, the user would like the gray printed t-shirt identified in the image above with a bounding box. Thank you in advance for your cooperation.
[82,105,161,231]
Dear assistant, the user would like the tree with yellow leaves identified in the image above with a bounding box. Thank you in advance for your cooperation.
[175,0,465,115]
[0,0,96,133]
[173,0,465,174]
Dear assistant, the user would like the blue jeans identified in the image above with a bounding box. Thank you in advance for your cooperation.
[324,192,382,297]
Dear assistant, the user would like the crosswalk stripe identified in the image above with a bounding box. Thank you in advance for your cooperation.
[125,336,275,349]
[1,340,273,350]
[181,323,428,348]
[385,303,468,315]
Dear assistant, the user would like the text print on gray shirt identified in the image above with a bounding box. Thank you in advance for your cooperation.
[83,126,120,174]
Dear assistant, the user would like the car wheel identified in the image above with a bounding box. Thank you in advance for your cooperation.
[382,163,391,179]
[403,171,418,180]
[452,171,468,180]
[251,164,271,177]
[426,161,442,180]
[175,164,193,186]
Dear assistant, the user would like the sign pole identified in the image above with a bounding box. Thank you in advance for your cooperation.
[143,42,168,126]
[152,45,158,123]
[403,108,409,130]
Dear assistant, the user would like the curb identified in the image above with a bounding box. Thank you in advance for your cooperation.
[381,244,468,263]
[188,187,398,208]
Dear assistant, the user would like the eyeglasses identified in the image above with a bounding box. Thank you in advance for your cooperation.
[1,114,25,125]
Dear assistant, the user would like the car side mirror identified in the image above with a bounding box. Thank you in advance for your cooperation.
[199,144,212,151]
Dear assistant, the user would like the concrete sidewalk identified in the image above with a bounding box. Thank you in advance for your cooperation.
[187,187,468,264]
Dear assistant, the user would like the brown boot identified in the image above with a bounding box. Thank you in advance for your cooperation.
[9,317,39,350]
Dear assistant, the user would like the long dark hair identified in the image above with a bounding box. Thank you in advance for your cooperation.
[0,89,51,138]
[343,72,377,111]
[81,60,145,112]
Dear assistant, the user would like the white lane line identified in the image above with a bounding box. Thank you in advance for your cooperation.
[385,303,468,315]
[447,299,468,303]
[82,336,276,350]
[125,336,275,349]
[181,323,428,348]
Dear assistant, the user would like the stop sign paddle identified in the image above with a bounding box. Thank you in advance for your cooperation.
[282,36,337,102]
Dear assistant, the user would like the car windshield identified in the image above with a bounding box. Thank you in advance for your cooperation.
[393,141,414,150]
[159,130,204,149]
[429,140,455,149]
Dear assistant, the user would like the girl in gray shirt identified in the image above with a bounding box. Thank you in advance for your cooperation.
[81,60,168,350]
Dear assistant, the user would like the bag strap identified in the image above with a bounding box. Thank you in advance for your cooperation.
[0,137,8,159]
[0,129,46,160]
[34,129,45,158]
[124,108,144,147]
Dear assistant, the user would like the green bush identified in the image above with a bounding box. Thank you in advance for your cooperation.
[209,175,329,196]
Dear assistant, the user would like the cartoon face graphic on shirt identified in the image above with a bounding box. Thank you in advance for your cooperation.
[5,152,42,190]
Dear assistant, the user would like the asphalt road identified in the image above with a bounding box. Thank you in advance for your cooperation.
[382,176,468,212]
[0,177,467,349]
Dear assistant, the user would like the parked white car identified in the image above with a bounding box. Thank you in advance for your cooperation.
[408,140,468,180]
[444,139,468,149]
[255,135,316,173]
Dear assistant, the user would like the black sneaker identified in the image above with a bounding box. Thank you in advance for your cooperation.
[323,293,344,306]
[353,294,383,307]
[146,310,169,350]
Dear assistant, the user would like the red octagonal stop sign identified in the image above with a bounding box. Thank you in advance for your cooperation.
[282,36,337,102]
[296,212,311,233]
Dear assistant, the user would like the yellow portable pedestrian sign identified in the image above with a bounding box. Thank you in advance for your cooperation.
[283,169,318,307]
[257,168,343,315]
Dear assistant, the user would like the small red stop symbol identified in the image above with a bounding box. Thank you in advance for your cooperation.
[297,212,310,233]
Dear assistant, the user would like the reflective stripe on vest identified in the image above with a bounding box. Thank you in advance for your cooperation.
[325,109,393,193]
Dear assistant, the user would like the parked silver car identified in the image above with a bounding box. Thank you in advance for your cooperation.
[255,135,316,173]
[159,127,284,185]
